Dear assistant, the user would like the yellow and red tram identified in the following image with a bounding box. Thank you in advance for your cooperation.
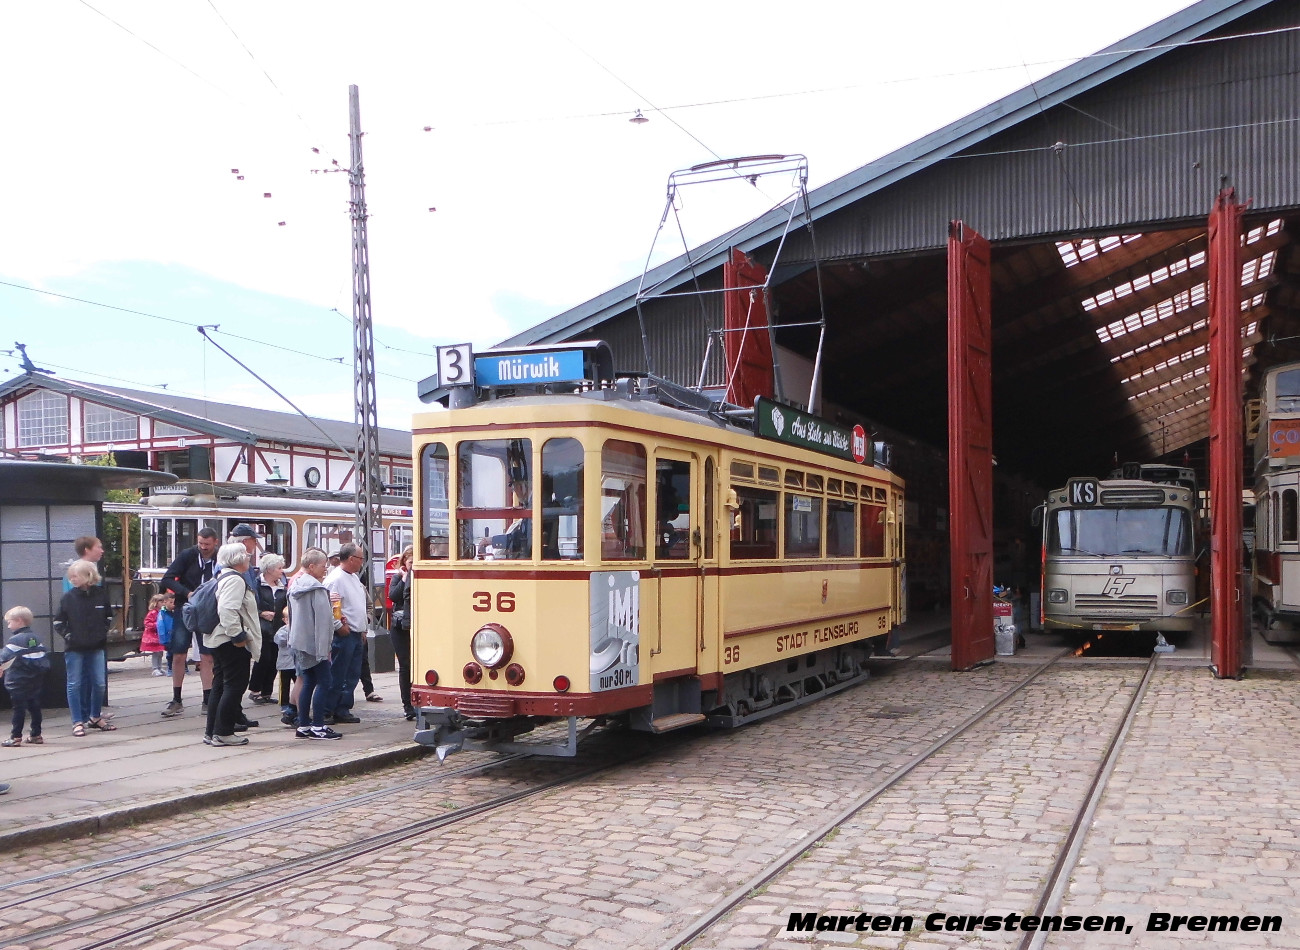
[409,344,905,757]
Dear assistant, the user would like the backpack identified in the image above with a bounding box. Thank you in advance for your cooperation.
[182,571,248,637]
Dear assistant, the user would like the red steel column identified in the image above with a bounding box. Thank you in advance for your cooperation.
[948,221,995,669]
[1208,189,1246,678]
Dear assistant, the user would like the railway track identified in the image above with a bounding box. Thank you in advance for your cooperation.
[660,648,1159,950]
[0,733,674,950]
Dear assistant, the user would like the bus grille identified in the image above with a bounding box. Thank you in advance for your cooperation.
[1075,594,1159,615]
[456,694,516,718]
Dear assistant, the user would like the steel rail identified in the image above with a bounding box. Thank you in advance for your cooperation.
[8,742,675,950]
[1018,653,1159,950]
[0,751,527,910]
[659,648,1074,950]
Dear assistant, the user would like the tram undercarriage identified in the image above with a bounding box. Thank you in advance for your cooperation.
[415,639,886,760]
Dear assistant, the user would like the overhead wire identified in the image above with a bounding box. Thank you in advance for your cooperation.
[202,0,338,164]
[0,279,420,383]
[423,22,1300,132]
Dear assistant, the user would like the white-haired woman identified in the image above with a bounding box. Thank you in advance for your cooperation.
[288,548,343,739]
[54,559,115,737]
[248,552,286,704]
[204,542,262,747]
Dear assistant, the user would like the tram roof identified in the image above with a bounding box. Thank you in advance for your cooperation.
[496,0,1300,488]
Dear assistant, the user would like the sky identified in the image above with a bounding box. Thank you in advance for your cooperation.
[0,0,1197,430]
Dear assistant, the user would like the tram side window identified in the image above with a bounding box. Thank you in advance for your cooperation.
[784,494,822,558]
[143,518,170,570]
[458,439,533,560]
[730,487,778,560]
[860,502,886,558]
[541,438,583,560]
[601,440,646,560]
[420,443,450,560]
[704,458,715,559]
[1285,489,1298,543]
[826,499,855,557]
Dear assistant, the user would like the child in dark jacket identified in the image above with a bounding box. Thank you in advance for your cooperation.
[2,607,51,746]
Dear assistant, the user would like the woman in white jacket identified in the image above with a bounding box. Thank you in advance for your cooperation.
[288,549,343,739]
[204,543,262,747]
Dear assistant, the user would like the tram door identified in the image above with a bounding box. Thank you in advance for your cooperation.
[650,452,703,676]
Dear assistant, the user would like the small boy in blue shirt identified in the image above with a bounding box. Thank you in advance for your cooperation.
[2,606,51,746]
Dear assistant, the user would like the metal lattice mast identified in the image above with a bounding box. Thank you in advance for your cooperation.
[349,84,382,617]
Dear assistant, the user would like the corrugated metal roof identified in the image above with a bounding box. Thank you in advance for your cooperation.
[502,0,1277,349]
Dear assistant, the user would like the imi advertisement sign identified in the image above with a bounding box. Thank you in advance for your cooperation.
[589,571,640,692]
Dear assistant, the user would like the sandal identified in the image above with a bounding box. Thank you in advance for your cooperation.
[365,693,384,702]
[87,719,117,732]
[1,737,20,747]
[72,723,86,737]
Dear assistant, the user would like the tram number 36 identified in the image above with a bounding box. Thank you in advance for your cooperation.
[471,591,515,612]
[724,645,741,665]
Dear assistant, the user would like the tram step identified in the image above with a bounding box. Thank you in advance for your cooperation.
[648,713,707,734]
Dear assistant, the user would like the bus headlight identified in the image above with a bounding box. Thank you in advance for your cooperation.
[1047,588,1068,604]
[1166,590,1189,605]
[471,623,513,669]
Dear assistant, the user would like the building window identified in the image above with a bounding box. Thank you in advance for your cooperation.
[389,466,413,493]
[154,420,197,438]
[83,403,138,443]
[17,391,68,447]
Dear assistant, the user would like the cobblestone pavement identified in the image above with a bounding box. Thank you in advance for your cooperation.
[5,659,1297,950]
[689,664,1300,950]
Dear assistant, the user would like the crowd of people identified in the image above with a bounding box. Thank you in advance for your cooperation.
[0,526,419,794]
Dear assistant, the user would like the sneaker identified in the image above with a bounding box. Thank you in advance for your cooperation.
[322,715,336,726]
[233,722,248,733]
[365,693,384,702]
[404,707,417,722]
[311,726,343,740]
[202,735,213,745]
[333,713,361,724]
[161,700,184,718]
[152,669,167,677]
[27,735,43,744]
[0,783,9,795]
[281,712,298,726]
[211,734,248,746]
[201,703,209,714]
[294,727,314,739]
[241,719,260,728]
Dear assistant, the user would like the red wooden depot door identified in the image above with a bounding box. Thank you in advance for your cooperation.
[948,221,995,669]
[1208,189,1246,678]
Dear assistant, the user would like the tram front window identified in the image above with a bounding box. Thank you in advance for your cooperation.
[541,438,583,560]
[457,439,533,560]
[1049,507,1191,557]
[420,443,450,560]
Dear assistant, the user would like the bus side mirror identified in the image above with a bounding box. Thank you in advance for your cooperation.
[1031,505,1044,528]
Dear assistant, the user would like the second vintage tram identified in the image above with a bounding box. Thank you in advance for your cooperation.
[1037,469,1198,636]
[409,343,905,757]
[1250,361,1300,639]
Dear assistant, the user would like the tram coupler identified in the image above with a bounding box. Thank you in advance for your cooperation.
[413,707,468,762]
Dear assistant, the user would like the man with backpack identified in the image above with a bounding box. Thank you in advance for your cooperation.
[159,527,218,717]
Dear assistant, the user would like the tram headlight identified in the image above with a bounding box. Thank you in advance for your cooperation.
[1166,590,1189,605]
[1047,588,1068,604]
[470,623,513,669]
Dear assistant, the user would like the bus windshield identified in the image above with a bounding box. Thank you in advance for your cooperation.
[1049,506,1191,557]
